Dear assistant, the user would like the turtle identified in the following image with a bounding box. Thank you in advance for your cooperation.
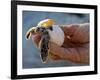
[25,19,54,63]
[25,19,65,63]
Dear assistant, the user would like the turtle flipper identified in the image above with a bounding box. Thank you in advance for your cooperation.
[25,27,36,40]
[39,31,50,63]
[26,31,32,40]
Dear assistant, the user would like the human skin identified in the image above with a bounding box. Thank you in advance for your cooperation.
[31,23,89,64]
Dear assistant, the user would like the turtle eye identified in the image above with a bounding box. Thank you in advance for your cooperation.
[49,26,53,31]
[41,27,46,32]
[36,27,45,33]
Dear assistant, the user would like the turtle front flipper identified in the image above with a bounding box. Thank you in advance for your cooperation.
[39,31,50,63]
[25,27,36,40]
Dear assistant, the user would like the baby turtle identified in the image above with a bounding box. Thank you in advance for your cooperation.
[25,19,64,63]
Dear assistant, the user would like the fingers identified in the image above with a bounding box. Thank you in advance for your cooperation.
[61,24,79,36]
[61,23,89,43]
[49,42,64,58]
[31,33,41,47]
[49,54,62,60]
[69,23,89,43]
[49,41,89,63]
[49,42,57,53]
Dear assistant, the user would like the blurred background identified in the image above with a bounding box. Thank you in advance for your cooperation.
[22,11,89,69]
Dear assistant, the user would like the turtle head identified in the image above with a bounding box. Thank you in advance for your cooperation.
[37,19,55,28]
[26,19,55,40]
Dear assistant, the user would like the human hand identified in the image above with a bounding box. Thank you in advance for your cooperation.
[31,23,89,64]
